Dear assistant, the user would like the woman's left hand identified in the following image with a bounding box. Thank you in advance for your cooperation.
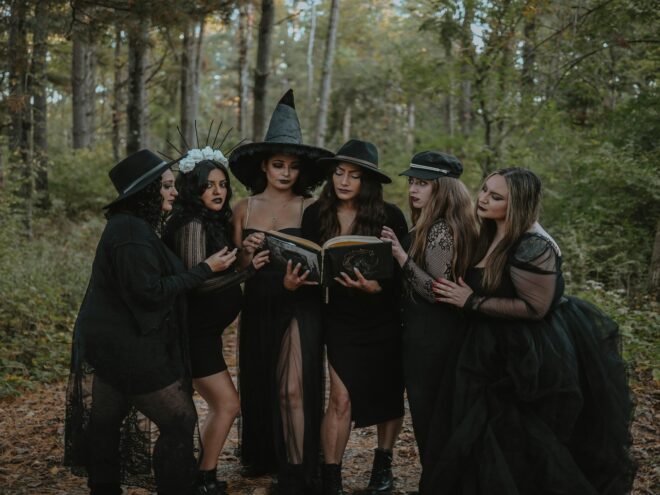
[242,232,265,255]
[334,268,382,294]
[433,277,473,307]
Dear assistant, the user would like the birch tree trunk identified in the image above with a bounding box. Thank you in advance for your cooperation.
[72,17,96,149]
[126,16,149,154]
[253,0,275,141]
[238,0,254,138]
[406,101,416,153]
[315,0,340,147]
[32,0,49,207]
[342,104,351,143]
[112,25,125,162]
[180,18,205,148]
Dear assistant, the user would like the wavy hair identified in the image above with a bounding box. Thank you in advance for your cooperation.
[167,160,235,252]
[315,166,387,243]
[409,177,478,279]
[476,167,542,292]
[105,178,164,232]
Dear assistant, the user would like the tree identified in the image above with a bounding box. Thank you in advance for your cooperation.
[126,14,149,154]
[32,0,50,207]
[315,0,340,147]
[253,0,275,141]
[180,16,206,148]
[71,8,97,149]
[237,0,254,138]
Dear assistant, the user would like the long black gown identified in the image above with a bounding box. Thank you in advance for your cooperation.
[301,201,408,427]
[238,197,324,486]
[421,231,636,495]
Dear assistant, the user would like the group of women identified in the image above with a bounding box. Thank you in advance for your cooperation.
[65,90,636,495]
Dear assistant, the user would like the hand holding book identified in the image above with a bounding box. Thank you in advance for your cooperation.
[334,268,383,294]
[284,260,319,291]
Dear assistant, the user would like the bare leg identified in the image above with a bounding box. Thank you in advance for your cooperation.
[376,416,403,451]
[193,370,240,470]
[277,318,305,464]
[321,364,352,464]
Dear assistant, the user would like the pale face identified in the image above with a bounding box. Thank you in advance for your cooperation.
[262,154,301,191]
[477,174,508,221]
[201,168,228,212]
[160,169,178,212]
[408,177,433,210]
[332,163,363,203]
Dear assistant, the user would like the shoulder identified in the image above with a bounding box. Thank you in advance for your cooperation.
[303,197,316,210]
[106,213,155,243]
[233,197,248,217]
[428,218,452,242]
[512,231,560,265]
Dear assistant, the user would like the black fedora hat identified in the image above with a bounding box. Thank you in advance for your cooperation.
[318,139,391,183]
[104,149,172,209]
[229,89,333,189]
[399,151,463,180]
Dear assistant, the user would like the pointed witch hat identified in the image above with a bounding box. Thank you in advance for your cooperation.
[229,89,333,190]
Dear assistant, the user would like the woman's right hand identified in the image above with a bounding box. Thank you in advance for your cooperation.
[380,226,408,266]
[283,260,319,291]
[204,247,238,272]
[242,232,265,255]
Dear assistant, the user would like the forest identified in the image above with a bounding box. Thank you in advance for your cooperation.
[0,0,657,493]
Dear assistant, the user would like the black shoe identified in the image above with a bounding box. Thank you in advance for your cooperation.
[272,463,306,495]
[89,483,122,495]
[321,463,344,495]
[363,448,393,494]
[240,463,272,477]
[194,469,227,495]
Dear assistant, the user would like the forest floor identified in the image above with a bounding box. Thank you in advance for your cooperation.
[0,322,658,495]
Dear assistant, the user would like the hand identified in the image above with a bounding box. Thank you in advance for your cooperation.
[204,247,238,272]
[283,260,319,291]
[251,249,270,270]
[380,226,407,266]
[334,268,382,294]
[242,232,265,255]
[432,277,473,307]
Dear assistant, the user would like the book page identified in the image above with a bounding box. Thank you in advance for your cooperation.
[322,235,382,249]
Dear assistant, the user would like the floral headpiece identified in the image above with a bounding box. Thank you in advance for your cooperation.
[160,120,246,175]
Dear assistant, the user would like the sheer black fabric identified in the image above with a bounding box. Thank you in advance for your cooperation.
[238,226,324,485]
[420,232,636,495]
[64,213,212,490]
[400,220,467,465]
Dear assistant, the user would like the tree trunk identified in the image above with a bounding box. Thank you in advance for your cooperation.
[32,0,49,207]
[180,18,205,149]
[443,42,454,137]
[306,0,318,130]
[342,103,351,143]
[458,0,475,136]
[112,25,125,162]
[406,100,416,153]
[72,17,96,149]
[238,0,254,138]
[649,219,660,295]
[253,0,275,141]
[315,0,340,147]
[126,15,149,155]
[521,2,537,93]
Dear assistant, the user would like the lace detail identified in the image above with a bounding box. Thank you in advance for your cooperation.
[403,219,454,303]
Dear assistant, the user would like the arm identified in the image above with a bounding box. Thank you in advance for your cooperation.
[401,221,453,304]
[233,198,253,270]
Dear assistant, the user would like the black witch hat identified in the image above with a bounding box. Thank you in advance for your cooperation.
[228,89,332,189]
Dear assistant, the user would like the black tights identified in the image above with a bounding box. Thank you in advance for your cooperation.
[87,376,197,495]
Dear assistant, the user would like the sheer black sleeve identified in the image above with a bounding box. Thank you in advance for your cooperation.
[402,220,454,303]
[175,219,255,294]
[466,234,559,320]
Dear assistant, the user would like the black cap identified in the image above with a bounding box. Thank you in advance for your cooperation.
[399,151,463,180]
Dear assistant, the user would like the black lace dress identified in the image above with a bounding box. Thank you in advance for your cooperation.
[400,219,467,463]
[420,232,636,495]
[238,197,324,485]
[64,213,214,492]
[302,201,408,427]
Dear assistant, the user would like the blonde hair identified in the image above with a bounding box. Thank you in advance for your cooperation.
[409,177,478,279]
[476,167,542,292]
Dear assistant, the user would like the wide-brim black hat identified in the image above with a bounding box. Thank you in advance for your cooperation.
[229,89,333,189]
[399,150,463,180]
[318,139,392,183]
[104,149,174,209]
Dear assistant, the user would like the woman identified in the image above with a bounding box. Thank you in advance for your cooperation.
[64,150,238,495]
[229,90,332,493]
[379,151,477,476]
[301,139,408,495]
[428,168,636,494]
[163,154,269,495]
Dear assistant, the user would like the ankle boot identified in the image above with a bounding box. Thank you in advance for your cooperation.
[89,483,122,495]
[275,463,305,495]
[194,469,227,495]
[321,463,344,495]
[364,448,393,493]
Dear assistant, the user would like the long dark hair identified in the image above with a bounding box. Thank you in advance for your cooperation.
[316,166,387,243]
[166,160,235,252]
[475,167,542,292]
[105,178,163,232]
[249,153,315,198]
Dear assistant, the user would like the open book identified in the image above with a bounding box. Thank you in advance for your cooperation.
[265,231,393,285]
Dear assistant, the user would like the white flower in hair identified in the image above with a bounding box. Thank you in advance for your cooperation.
[188,148,204,162]
[178,156,196,174]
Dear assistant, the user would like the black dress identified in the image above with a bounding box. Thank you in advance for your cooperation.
[302,201,408,427]
[400,219,467,462]
[163,217,253,378]
[238,197,324,484]
[421,232,636,495]
[64,213,213,491]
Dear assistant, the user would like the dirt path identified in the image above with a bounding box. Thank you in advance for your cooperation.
[0,323,657,494]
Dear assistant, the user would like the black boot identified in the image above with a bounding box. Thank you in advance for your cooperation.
[89,483,122,495]
[321,463,344,495]
[273,463,305,495]
[363,448,393,494]
[194,469,227,495]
